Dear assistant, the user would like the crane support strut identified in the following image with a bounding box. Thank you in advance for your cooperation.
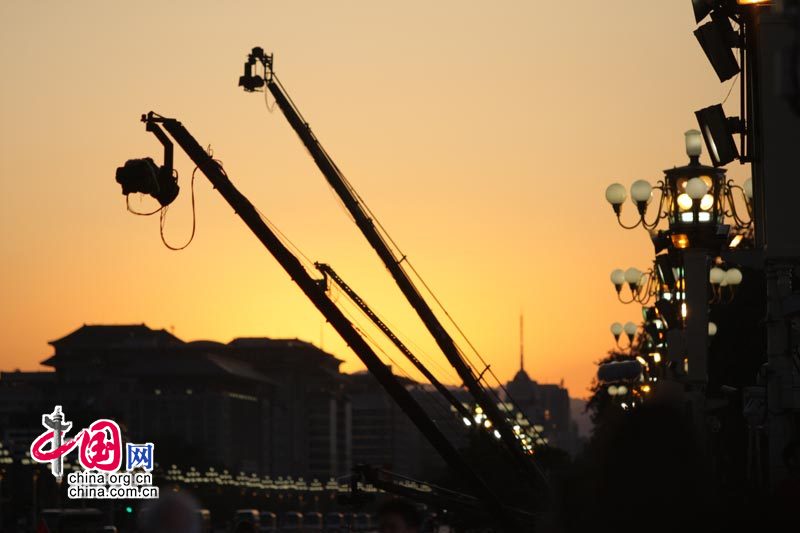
[138,112,519,530]
[241,48,548,492]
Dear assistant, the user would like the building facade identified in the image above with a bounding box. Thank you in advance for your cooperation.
[2,324,352,481]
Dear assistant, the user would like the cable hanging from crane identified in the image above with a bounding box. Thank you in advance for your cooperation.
[124,165,198,251]
[158,167,198,251]
[121,139,462,422]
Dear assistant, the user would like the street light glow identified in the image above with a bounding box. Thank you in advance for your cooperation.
[710,267,726,284]
[725,268,743,285]
[671,234,690,249]
[677,193,693,211]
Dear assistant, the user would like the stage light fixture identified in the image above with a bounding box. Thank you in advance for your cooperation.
[695,104,740,166]
[694,12,740,82]
[692,0,714,23]
[655,254,677,288]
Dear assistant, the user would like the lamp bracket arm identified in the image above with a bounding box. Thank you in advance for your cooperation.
[641,184,668,230]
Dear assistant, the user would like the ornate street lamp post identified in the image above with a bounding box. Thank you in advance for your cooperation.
[604,130,751,385]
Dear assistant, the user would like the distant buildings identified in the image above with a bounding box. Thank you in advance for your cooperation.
[345,371,464,479]
[0,323,583,483]
[502,326,582,454]
[504,367,580,454]
[2,324,350,482]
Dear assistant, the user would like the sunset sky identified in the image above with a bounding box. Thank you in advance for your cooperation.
[0,1,750,397]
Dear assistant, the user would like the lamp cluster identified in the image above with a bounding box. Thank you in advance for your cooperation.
[596,0,768,413]
[611,258,742,312]
[605,130,752,248]
[599,126,752,408]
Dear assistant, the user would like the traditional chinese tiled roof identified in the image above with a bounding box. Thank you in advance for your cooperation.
[48,324,182,349]
[41,324,183,367]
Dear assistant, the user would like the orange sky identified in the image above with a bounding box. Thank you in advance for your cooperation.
[0,1,751,398]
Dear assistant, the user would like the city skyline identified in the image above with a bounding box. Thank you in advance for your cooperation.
[0,1,751,396]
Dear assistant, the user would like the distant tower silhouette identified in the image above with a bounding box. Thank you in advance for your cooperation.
[510,312,533,393]
[508,311,536,417]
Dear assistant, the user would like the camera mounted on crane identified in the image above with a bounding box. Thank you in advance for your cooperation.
[238,47,273,92]
[114,113,179,207]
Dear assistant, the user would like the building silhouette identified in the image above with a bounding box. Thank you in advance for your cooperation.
[503,317,580,453]
[1,324,350,481]
[0,323,582,484]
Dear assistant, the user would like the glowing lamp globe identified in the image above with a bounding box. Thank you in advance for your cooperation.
[725,268,743,286]
[686,177,709,200]
[605,183,627,206]
[624,267,642,285]
[610,269,626,286]
[630,180,653,204]
[709,267,725,285]
[677,193,693,211]
[708,322,718,336]
[685,129,703,158]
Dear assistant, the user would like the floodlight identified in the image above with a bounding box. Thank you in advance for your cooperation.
[694,13,740,82]
[655,254,676,288]
[695,104,740,166]
[692,0,713,23]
